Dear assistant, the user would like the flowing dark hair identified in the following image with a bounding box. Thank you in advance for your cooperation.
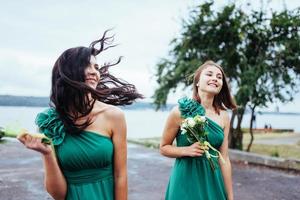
[50,30,143,134]
[192,60,237,114]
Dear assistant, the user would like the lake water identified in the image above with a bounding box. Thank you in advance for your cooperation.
[0,106,299,139]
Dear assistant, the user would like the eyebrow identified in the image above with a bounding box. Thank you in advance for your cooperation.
[206,70,222,76]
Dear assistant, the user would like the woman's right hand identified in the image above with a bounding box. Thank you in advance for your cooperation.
[182,142,208,157]
[17,134,52,155]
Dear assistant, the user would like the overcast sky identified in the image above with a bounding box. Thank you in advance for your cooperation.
[1,0,299,112]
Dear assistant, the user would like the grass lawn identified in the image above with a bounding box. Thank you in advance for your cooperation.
[128,137,161,149]
[245,143,300,159]
[243,132,297,143]
[243,132,300,159]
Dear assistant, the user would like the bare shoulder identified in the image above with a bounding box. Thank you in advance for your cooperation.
[168,105,182,126]
[104,104,125,121]
[220,110,230,128]
[93,101,124,120]
[170,105,181,119]
[103,105,126,139]
[220,110,230,121]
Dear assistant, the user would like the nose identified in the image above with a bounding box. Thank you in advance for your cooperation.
[89,69,97,75]
[86,66,98,75]
[86,71,95,77]
[211,76,217,82]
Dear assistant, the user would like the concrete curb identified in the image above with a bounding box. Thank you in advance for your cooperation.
[128,138,300,172]
[229,149,300,171]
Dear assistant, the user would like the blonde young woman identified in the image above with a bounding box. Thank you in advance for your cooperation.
[160,61,236,200]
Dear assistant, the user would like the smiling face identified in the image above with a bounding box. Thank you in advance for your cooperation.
[84,56,100,89]
[192,60,237,112]
[197,65,223,95]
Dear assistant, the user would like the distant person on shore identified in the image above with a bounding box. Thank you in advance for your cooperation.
[18,30,142,200]
[269,124,272,132]
[160,61,237,200]
[264,124,268,133]
[264,123,272,133]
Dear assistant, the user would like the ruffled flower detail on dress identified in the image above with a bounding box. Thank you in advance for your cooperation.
[35,108,65,145]
[178,97,206,118]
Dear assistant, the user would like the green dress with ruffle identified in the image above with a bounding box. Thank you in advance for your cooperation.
[165,97,227,200]
[35,108,114,200]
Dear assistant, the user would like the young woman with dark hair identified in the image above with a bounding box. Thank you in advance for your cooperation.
[18,30,142,200]
[160,61,236,200]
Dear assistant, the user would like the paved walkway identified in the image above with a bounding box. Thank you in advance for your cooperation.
[0,139,299,200]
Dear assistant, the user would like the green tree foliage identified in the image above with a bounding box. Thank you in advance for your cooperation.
[0,127,4,140]
[153,1,300,150]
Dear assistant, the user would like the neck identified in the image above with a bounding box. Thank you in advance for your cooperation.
[87,93,92,101]
[86,93,96,109]
[198,91,215,110]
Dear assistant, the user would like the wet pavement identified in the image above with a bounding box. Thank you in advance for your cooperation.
[0,138,299,200]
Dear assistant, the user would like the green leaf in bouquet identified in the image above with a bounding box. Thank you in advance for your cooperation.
[41,137,51,145]
[186,132,198,144]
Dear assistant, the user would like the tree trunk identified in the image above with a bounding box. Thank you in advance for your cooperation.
[229,107,245,150]
[228,111,236,147]
[246,106,256,152]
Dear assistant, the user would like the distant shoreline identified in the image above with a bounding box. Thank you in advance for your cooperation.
[0,95,174,111]
[0,95,300,115]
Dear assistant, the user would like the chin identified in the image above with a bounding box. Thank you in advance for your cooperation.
[203,88,220,95]
[86,83,97,89]
[85,82,97,89]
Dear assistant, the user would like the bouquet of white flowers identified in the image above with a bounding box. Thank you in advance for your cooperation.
[181,115,225,170]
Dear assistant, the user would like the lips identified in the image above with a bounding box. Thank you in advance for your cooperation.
[208,83,218,87]
[85,77,98,88]
[86,79,97,82]
[85,77,98,82]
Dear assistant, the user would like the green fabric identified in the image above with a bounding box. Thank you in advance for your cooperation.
[165,97,227,200]
[36,110,114,200]
[35,108,65,145]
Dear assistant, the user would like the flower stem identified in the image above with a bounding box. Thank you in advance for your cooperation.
[186,126,216,170]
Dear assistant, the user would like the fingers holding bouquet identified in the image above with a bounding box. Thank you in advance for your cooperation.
[183,142,209,157]
[17,130,52,155]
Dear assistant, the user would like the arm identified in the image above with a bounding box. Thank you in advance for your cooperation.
[111,108,128,200]
[43,150,67,200]
[219,112,234,200]
[18,135,67,200]
[160,106,205,158]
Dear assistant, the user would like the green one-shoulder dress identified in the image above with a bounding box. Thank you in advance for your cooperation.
[165,97,227,200]
[35,108,114,200]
